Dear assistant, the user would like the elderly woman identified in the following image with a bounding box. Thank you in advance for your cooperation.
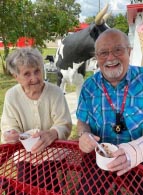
[1,47,72,194]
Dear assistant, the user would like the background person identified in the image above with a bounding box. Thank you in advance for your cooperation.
[76,28,143,194]
[1,47,72,194]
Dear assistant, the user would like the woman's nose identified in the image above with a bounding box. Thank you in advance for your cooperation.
[30,74,38,81]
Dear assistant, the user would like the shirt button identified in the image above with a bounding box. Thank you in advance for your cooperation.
[34,101,38,105]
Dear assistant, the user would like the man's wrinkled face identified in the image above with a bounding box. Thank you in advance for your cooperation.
[95,32,131,85]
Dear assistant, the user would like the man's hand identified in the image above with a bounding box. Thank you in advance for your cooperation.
[79,132,100,153]
[107,148,131,176]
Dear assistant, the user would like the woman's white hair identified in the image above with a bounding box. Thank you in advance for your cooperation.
[6,47,44,74]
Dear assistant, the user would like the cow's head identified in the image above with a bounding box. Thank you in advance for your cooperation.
[55,4,110,85]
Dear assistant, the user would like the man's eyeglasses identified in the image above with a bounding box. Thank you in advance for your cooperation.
[95,46,129,59]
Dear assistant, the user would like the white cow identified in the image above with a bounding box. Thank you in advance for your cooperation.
[60,62,84,100]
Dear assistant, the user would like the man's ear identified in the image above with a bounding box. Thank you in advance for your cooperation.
[128,47,132,56]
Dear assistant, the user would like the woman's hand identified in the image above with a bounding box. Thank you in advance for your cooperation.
[31,129,58,154]
[107,148,131,176]
[4,130,20,143]
[79,132,100,153]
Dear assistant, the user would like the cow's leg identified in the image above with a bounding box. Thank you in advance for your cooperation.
[72,73,84,100]
[57,71,63,86]
[44,64,48,81]
[60,78,67,94]
[78,62,86,77]
[76,85,82,101]
[63,83,67,94]
[44,69,47,81]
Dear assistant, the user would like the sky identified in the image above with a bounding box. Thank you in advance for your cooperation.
[76,0,131,22]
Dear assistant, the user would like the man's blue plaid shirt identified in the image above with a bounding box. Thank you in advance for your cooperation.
[76,65,143,144]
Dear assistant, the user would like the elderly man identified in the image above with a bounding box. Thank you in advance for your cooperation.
[76,29,143,193]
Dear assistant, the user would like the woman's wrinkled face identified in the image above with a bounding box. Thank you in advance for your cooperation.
[14,65,44,93]
[95,32,131,85]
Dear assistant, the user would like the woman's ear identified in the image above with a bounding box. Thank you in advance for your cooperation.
[13,74,19,82]
[13,74,17,79]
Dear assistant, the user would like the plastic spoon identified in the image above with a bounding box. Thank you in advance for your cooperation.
[89,134,109,157]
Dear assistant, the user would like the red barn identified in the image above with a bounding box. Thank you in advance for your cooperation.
[68,23,89,33]
[0,37,35,48]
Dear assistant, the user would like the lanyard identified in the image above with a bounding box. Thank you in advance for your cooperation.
[102,83,128,133]
[102,84,128,114]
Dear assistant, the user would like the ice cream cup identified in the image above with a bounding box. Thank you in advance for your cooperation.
[19,129,40,152]
[96,143,118,171]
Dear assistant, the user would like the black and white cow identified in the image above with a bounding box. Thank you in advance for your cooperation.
[54,4,110,86]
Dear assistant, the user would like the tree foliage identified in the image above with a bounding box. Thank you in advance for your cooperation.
[85,16,95,24]
[106,15,116,28]
[0,0,80,73]
[113,13,129,34]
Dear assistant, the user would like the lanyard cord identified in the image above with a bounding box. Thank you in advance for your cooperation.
[102,84,128,114]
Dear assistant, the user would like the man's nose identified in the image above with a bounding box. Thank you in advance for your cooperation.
[107,51,116,59]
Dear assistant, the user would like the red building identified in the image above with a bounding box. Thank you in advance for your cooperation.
[68,22,89,33]
[0,37,35,48]
[127,3,143,24]
[73,22,89,32]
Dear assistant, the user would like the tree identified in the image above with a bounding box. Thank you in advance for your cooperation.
[0,0,81,73]
[85,16,95,24]
[0,0,33,73]
[33,0,81,39]
[106,15,116,28]
[113,13,129,34]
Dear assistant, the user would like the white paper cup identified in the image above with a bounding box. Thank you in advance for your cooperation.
[96,143,118,171]
[19,129,40,152]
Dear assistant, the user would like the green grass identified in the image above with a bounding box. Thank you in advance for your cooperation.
[69,125,78,140]
[0,73,17,115]
[0,48,93,141]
